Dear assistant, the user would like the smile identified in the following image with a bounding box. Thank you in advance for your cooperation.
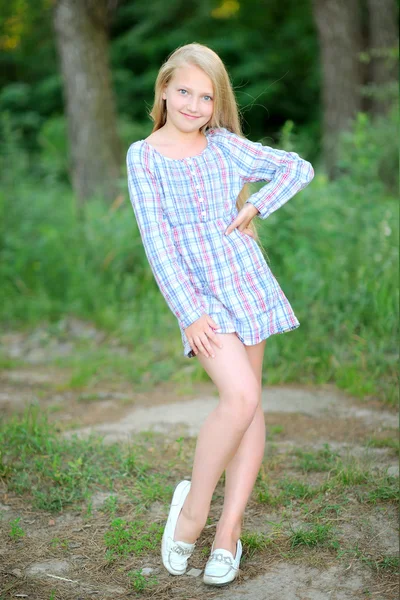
[181,113,200,119]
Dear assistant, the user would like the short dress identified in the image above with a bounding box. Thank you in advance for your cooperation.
[126,127,314,358]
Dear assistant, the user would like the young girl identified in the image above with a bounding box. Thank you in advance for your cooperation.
[126,42,314,586]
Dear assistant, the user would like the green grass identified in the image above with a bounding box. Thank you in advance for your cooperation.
[293,444,340,472]
[337,545,400,575]
[332,464,371,486]
[104,518,163,561]
[254,446,399,512]
[1,406,398,595]
[255,478,321,507]
[241,531,274,557]
[7,402,392,521]
[365,437,399,455]
[266,424,285,440]
[363,477,399,504]
[9,517,25,539]
[376,555,399,573]
[289,523,336,548]
[0,404,171,512]
[50,537,69,551]
[127,569,158,592]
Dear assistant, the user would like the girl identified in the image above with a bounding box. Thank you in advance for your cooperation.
[126,42,314,586]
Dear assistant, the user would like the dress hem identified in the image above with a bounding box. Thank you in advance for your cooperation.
[184,321,300,358]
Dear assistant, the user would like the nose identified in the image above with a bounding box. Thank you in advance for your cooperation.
[186,97,199,113]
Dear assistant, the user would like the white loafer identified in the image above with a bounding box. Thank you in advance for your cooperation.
[203,538,242,586]
[161,480,196,575]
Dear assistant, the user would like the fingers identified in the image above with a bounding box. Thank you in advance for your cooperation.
[195,333,215,358]
[224,219,239,236]
[225,203,259,235]
[243,227,255,237]
[190,327,223,358]
[225,220,254,236]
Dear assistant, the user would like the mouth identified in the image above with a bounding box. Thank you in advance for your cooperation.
[181,113,200,120]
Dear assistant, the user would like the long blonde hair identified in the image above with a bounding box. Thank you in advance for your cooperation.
[148,42,265,244]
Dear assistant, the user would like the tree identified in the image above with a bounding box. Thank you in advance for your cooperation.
[366,0,399,115]
[312,0,364,177]
[53,0,121,203]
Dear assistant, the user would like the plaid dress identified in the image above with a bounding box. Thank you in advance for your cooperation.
[126,127,314,358]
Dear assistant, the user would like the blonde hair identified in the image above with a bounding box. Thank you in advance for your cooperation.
[148,42,265,245]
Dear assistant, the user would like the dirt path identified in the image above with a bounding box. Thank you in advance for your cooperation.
[0,320,398,600]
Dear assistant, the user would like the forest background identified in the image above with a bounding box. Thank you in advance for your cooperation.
[0,0,398,405]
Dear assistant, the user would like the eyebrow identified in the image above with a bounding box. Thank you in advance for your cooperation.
[176,85,213,95]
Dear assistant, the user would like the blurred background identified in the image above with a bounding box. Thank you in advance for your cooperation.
[0,0,398,404]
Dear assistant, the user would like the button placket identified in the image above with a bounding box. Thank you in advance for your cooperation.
[188,160,206,220]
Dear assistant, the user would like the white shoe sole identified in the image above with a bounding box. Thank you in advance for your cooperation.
[203,571,238,586]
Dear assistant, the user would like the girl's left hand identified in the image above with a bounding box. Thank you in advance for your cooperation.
[224,203,259,236]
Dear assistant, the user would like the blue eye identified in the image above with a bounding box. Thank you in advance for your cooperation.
[178,89,213,101]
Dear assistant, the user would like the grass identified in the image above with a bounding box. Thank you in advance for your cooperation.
[254,446,399,512]
[288,523,336,549]
[363,478,399,504]
[241,531,274,558]
[337,545,400,575]
[366,436,399,455]
[127,569,159,592]
[0,403,172,512]
[293,443,340,472]
[104,518,164,561]
[0,406,398,597]
[9,517,25,539]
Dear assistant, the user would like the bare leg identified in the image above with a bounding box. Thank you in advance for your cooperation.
[173,333,261,544]
[213,338,266,555]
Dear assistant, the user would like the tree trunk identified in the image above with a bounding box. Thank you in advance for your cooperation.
[312,0,364,177]
[366,0,399,115]
[53,0,121,203]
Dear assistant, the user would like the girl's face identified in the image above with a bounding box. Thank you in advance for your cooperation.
[162,64,214,133]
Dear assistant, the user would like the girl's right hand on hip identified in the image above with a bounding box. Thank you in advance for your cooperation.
[185,314,223,358]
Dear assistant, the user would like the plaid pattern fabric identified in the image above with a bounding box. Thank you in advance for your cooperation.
[126,127,314,358]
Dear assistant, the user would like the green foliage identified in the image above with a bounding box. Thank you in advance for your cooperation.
[127,569,158,592]
[9,517,25,539]
[256,478,320,506]
[37,115,69,181]
[0,107,398,402]
[335,106,398,194]
[0,403,166,512]
[365,437,399,455]
[293,444,340,473]
[363,477,399,504]
[241,531,273,557]
[263,110,398,402]
[289,523,336,548]
[1,0,319,156]
[104,518,163,561]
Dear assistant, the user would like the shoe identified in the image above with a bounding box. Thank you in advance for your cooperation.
[203,538,242,586]
[161,480,196,575]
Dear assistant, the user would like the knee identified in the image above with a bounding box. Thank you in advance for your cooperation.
[219,379,261,428]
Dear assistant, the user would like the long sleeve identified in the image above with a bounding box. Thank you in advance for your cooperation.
[212,127,314,220]
[126,142,206,330]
